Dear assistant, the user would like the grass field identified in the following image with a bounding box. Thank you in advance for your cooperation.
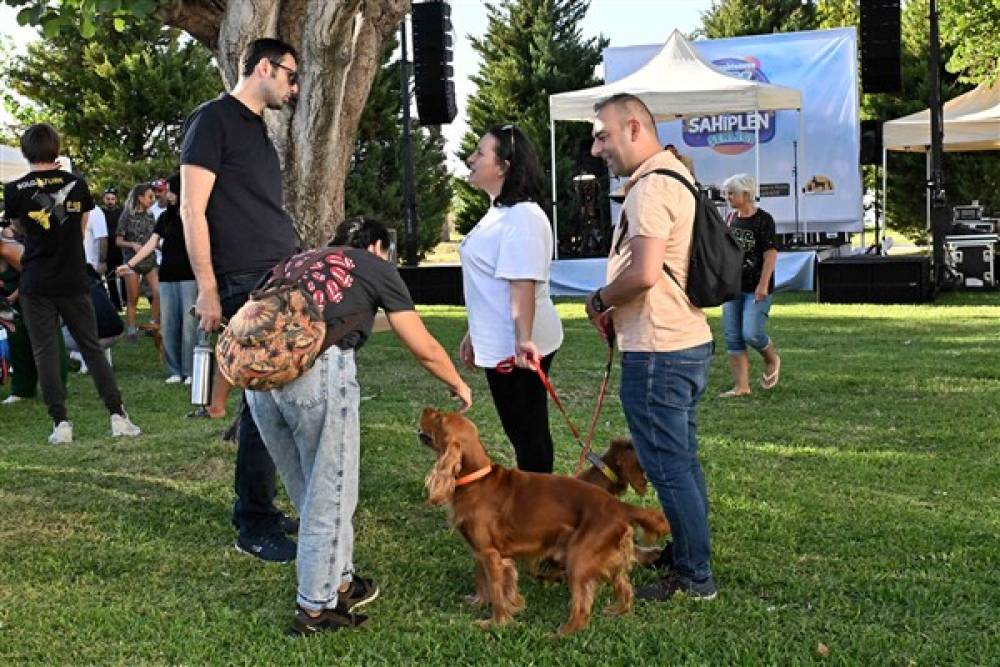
[1,292,998,665]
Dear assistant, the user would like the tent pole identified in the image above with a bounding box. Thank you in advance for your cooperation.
[754,105,761,203]
[925,150,931,232]
[799,109,807,239]
[550,118,558,260]
[881,147,888,253]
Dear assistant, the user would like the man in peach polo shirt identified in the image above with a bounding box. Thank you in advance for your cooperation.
[585,93,717,601]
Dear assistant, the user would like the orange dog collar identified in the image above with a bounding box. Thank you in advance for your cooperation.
[454,465,492,487]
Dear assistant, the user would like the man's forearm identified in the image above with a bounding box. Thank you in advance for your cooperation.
[181,207,217,293]
[600,265,657,308]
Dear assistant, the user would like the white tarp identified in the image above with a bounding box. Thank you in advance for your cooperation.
[549,29,802,120]
[883,81,1000,153]
[600,28,861,235]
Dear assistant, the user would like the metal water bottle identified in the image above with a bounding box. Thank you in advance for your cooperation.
[190,328,213,406]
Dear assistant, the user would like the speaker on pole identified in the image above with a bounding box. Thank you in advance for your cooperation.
[860,0,902,93]
[860,119,883,165]
[411,0,457,125]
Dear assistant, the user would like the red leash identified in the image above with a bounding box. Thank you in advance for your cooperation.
[497,336,616,477]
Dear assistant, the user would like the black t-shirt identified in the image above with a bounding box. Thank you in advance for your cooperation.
[180,94,297,278]
[281,247,414,350]
[101,204,123,266]
[2,169,94,297]
[730,208,777,294]
[153,207,195,282]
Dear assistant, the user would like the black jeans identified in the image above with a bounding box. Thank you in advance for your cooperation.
[484,351,557,473]
[219,270,282,538]
[19,291,123,424]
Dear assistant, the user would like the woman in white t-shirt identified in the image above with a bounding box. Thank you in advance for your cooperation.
[459,124,563,473]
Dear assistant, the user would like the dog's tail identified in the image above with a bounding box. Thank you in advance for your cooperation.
[623,504,670,545]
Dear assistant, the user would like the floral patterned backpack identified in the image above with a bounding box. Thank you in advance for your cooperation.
[216,247,365,391]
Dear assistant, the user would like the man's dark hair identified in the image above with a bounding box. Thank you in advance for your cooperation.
[241,38,299,77]
[20,123,60,164]
[329,216,392,253]
[488,124,548,210]
[593,93,657,134]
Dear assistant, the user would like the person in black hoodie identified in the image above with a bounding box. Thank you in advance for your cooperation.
[1,123,141,443]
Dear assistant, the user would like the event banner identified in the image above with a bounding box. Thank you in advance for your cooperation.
[603,28,862,234]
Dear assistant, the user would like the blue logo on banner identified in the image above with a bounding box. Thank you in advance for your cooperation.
[682,57,776,155]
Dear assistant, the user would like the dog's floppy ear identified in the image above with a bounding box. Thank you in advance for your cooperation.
[425,435,462,506]
[613,439,648,496]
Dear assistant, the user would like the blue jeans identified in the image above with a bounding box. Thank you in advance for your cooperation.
[722,293,772,353]
[247,347,360,611]
[159,280,198,378]
[619,342,714,581]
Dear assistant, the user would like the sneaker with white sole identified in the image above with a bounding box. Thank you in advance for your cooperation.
[2,395,24,405]
[48,420,73,444]
[338,575,379,612]
[165,375,183,384]
[183,377,192,386]
[111,412,141,437]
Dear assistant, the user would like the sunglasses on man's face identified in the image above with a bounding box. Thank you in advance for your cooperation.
[270,60,299,86]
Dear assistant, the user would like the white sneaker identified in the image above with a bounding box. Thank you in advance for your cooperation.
[165,375,183,384]
[2,395,23,405]
[48,420,73,444]
[183,377,192,386]
[111,412,141,438]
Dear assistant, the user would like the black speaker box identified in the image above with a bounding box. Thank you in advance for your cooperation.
[860,119,883,165]
[860,0,901,93]
[398,265,464,305]
[818,255,932,303]
[412,1,457,125]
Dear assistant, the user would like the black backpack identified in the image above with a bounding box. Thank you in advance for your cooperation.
[615,168,743,308]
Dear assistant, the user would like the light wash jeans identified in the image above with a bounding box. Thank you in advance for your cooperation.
[722,292,772,353]
[619,342,714,581]
[246,346,360,611]
[159,280,198,378]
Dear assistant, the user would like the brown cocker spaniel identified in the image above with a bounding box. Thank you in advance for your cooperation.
[419,408,669,636]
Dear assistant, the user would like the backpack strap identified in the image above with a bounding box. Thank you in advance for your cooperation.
[613,168,698,292]
[320,310,370,353]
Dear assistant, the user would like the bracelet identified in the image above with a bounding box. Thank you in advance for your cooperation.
[590,288,608,314]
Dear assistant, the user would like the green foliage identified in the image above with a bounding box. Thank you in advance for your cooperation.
[939,0,1000,85]
[1,293,999,662]
[1,14,222,194]
[453,0,607,242]
[345,39,452,260]
[699,0,818,38]
[820,0,1000,241]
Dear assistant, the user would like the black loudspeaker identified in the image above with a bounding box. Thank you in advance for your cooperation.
[818,256,932,304]
[860,119,883,165]
[398,265,464,305]
[412,1,457,125]
[860,0,902,93]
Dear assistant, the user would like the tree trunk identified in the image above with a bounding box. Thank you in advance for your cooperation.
[161,0,410,247]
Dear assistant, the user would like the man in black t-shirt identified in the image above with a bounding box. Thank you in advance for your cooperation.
[100,187,125,310]
[1,123,141,444]
[180,38,300,563]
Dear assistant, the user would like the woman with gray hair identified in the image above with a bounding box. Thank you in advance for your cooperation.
[719,173,781,396]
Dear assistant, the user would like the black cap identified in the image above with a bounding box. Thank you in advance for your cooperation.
[103,187,117,195]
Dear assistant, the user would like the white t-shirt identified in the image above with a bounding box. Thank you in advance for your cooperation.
[459,201,563,367]
[83,206,108,271]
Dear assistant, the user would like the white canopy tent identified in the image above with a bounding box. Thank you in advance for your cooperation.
[881,80,1000,233]
[1,144,73,183]
[547,29,805,255]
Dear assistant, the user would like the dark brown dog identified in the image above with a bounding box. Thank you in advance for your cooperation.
[419,408,668,636]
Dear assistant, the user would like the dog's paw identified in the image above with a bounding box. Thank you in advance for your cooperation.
[603,601,632,617]
[464,593,488,607]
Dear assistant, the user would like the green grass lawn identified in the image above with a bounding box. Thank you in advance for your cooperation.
[1,292,998,664]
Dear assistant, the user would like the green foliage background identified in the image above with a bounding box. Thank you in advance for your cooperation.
[452,0,607,250]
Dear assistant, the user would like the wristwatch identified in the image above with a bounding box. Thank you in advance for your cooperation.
[590,288,609,314]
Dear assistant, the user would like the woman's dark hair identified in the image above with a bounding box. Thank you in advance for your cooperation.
[329,216,391,252]
[163,173,182,220]
[20,123,60,164]
[487,124,548,210]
